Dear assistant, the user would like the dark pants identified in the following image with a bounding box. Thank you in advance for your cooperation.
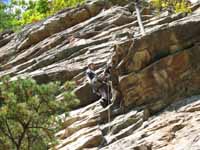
[97,83,111,108]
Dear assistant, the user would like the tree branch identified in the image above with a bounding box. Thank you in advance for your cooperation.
[5,119,18,146]
[17,119,31,149]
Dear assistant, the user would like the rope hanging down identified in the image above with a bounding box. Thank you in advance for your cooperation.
[107,81,111,133]
[134,0,146,35]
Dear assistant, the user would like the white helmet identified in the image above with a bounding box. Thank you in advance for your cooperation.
[87,61,95,67]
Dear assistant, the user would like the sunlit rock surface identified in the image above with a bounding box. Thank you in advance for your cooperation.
[0,0,200,149]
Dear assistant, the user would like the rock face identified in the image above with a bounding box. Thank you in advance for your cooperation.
[117,15,200,109]
[1,0,200,149]
[101,95,200,150]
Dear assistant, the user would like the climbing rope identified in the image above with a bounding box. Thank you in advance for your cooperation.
[107,81,111,134]
[134,0,146,35]
[104,38,135,146]
[106,81,123,150]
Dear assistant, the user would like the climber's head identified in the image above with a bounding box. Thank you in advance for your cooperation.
[87,61,96,70]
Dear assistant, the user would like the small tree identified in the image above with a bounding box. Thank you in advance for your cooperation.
[0,77,79,150]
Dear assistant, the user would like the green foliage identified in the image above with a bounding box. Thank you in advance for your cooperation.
[49,0,84,14]
[0,1,19,31]
[0,0,85,31]
[150,0,191,13]
[64,81,76,91]
[0,77,79,150]
[16,0,85,26]
[19,9,46,25]
[35,0,49,14]
[0,0,193,31]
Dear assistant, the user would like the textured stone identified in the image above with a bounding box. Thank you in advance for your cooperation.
[119,45,200,110]
[17,0,109,51]
[74,83,100,107]
[100,96,200,150]
[59,128,103,150]
[0,1,200,150]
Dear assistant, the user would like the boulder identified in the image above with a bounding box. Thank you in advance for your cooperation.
[58,127,104,150]
[74,83,100,107]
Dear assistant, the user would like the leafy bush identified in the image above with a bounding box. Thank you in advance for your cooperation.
[17,0,85,26]
[49,0,85,14]
[0,0,85,31]
[0,77,79,150]
[0,1,19,31]
[150,0,191,13]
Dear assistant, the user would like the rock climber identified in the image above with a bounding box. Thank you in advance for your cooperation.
[86,62,111,108]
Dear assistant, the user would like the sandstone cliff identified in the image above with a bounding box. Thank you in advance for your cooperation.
[0,0,200,149]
